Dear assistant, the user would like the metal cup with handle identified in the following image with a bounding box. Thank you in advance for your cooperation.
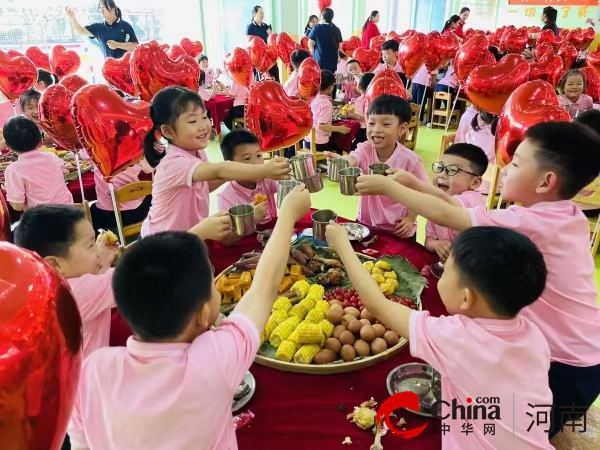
[368,163,391,175]
[327,157,350,182]
[312,209,338,242]
[276,180,302,208]
[289,153,317,180]
[339,167,362,196]
[229,204,256,236]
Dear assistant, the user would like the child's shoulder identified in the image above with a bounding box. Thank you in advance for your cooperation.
[454,190,484,208]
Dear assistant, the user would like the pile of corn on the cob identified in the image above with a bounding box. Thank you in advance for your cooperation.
[362,260,399,295]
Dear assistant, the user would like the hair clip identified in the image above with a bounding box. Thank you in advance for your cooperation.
[153,129,168,154]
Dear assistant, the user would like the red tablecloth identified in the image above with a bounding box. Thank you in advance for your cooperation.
[331,118,361,153]
[206,95,234,135]
[69,171,96,203]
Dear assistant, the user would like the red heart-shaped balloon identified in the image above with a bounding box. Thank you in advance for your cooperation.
[259,45,278,74]
[487,29,503,48]
[224,47,253,88]
[0,193,10,242]
[581,27,596,51]
[425,31,458,73]
[454,34,495,83]
[50,45,81,80]
[180,38,203,58]
[559,29,569,39]
[276,32,298,68]
[399,32,428,78]
[536,29,565,51]
[370,35,386,52]
[268,33,278,47]
[341,36,362,57]
[301,36,310,51]
[567,28,586,51]
[465,54,530,115]
[248,36,267,69]
[318,0,332,11]
[168,44,187,61]
[131,41,200,102]
[298,57,321,101]
[534,42,554,62]
[352,47,380,73]
[500,27,528,54]
[0,242,82,450]
[0,51,37,102]
[60,74,88,93]
[72,84,152,179]
[39,84,81,150]
[246,80,312,152]
[102,52,137,96]
[496,80,570,166]
[528,53,563,88]
[7,50,24,57]
[586,47,600,78]
[558,43,578,73]
[364,69,407,113]
[25,46,51,71]
[395,30,417,43]
[160,43,170,52]
[580,67,600,103]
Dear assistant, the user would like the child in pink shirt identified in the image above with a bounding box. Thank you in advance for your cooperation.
[327,94,429,237]
[374,40,403,75]
[340,59,362,102]
[434,63,459,98]
[14,205,119,359]
[67,185,311,450]
[356,121,600,438]
[19,89,56,147]
[284,49,311,98]
[327,224,554,449]
[198,55,222,86]
[411,64,438,122]
[558,69,593,118]
[140,87,290,238]
[455,105,478,143]
[345,72,375,148]
[3,116,73,211]
[223,80,250,131]
[304,69,350,153]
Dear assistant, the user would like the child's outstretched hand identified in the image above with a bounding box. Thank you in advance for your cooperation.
[387,168,418,189]
[325,221,350,252]
[280,184,310,222]
[265,156,291,180]
[356,174,392,196]
[192,212,232,242]
[395,217,415,239]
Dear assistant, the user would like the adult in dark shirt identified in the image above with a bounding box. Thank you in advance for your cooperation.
[541,6,559,37]
[66,1,138,60]
[246,5,279,82]
[308,8,343,73]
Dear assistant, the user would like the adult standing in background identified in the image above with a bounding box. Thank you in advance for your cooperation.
[308,8,343,73]
[361,11,380,49]
[246,5,279,82]
[541,6,559,37]
[455,7,470,41]
[65,1,138,59]
[305,15,319,36]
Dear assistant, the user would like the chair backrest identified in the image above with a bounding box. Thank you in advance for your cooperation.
[403,104,420,150]
[434,91,451,102]
[573,177,600,207]
[439,133,456,160]
[114,180,153,239]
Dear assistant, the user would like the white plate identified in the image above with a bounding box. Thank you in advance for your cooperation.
[341,223,370,241]
[232,371,256,412]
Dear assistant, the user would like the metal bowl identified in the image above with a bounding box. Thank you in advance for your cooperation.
[386,363,441,418]
[341,223,371,241]
[232,371,256,412]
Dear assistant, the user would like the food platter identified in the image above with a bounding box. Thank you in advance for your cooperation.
[342,223,370,241]
[232,372,256,412]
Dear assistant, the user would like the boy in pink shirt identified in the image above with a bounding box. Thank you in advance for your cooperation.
[326,94,429,237]
[3,116,73,211]
[374,40,403,75]
[14,205,119,359]
[67,185,311,450]
[357,121,600,438]
[223,80,250,131]
[345,72,375,148]
[434,63,459,98]
[284,49,311,98]
[327,224,554,449]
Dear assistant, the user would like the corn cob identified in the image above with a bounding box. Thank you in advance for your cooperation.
[269,316,301,347]
[264,318,278,340]
[383,271,397,280]
[299,298,315,311]
[288,329,300,344]
[305,308,325,324]
[289,304,308,320]
[306,284,325,301]
[294,344,321,364]
[296,322,325,345]
[269,308,289,325]
[375,261,392,271]
[319,319,335,338]
[275,340,298,362]
[290,280,310,299]
[272,296,292,313]
[314,300,330,314]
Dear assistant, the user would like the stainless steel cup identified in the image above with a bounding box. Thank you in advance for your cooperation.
[327,157,350,182]
[339,167,362,196]
[369,163,391,175]
[276,179,302,208]
[304,174,324,193]
[229,204,256,236]
[290,153,317,180]
[312,209,338,241]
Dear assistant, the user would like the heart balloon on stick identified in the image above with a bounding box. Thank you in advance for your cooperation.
[364,70,407,113]
[297,57,321,101]
[131,41,200,102]
[0,193,10,242]
[370,35,386,52]
[60,74,88,93]
[495,80,570,166]
[500,27,528,54]
[352,47,380,73]
[300,36,310,51]
[341,36,362,57]
[0,51,37,102]
[454,34,495,83]
[259,45,278,73]
[25,46,51,71]
[268,33,278,47]
[168,44,187,61]
[534,42,554,62]
[247,36,266,68]
[39,84,83,150]
[567,27,595,51]
[276,32,298,68]
[528,53,563,88]
[425,31,458,73]
[72,84,152,179]
[180,38,203,58]
[465,54,530,115]
[246,80,312,152]
[399,32,429,78]
[7,50,24,57]
[536,29,565,51]
[558,43,578,73]
[0,242,82,450]
[585,47,600,77]
[102,52,137,96]
[50,45,81,80]
[394,30,417,44]
[580,67,600,103]
[224,47,253,88]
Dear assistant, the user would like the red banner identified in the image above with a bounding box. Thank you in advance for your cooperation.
[508,0,598,5]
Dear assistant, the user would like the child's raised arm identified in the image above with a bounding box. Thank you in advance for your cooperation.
[234,185,311,331]
[192,157,290,183]
[325,222,412,338]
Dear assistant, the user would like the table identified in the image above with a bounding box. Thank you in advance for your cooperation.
[331,118,361,153]
[69,171,96,203]
[205,95,234,135]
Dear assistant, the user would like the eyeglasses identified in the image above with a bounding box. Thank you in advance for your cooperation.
[432,162,480,177]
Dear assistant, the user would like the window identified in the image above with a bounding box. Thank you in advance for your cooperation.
[414,0,448,34]
[450,1,498,32]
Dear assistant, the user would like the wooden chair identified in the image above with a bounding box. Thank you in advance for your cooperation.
[113,181,153,244]
[439,133,456,160]
[402,103,420,150]
[573,177,600,256]
[431,91,460,129]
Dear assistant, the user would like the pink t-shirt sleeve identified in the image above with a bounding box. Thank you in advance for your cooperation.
[70,269,116,322]
[349,143,368,170]
[316,101,333,125]
[165,154,202,188]
[584,95,594,109]
[467,205,526,231]
[4,165,25,204]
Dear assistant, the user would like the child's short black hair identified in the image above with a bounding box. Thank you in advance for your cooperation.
[451,227,547,318]
[381,40,399,52]
[37,69,55,87]
[367,94,412,124]
[220,128,260,161]
[338,50,347,60]
[471,111,497,134]
[199,55,208,62]
[19,89,41,112]
[358,72,375,91]
[14,205,86,258]
[444,143,489,176]
[576,109,600,135]
[347,59,360,69]
[291,49,311,69]
[526,121,600,199]
[320,69,335,91]
[3,116,42,153]
[112,231,214,341]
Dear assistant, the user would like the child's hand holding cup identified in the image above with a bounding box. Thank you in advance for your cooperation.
[325,221,350,253]
[279,184,310,223]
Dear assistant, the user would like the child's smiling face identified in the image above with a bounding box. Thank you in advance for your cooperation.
[564,74,584,101]
[23,99,40,124]
[366,113,407,152]
[434,154,482,196]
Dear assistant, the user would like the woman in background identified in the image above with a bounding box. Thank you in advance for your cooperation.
[442,15,462,38]
[308,8,343,73]
[305,15,319,36]
[246,5,279,81]
[361,10,380,49]
[455,7,470,41]
[541,6,559,36]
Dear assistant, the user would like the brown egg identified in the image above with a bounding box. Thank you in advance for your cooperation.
[332,325,346,339]
[383,330,400,347]
[346,320,363,335]
[372,324,386,338]
[342,314,357,328]
[313,349,336,365]
[370,337,388,355]
[359,325,377,342]
[360,319,371,327]
[360,308,375,322]
[325,308,343,325]
[329,300,344,308]
[344,306,361,318]
[325,337,342,354]
[354,339,371,357]
[339,330,356,346]
[340,344,356,362]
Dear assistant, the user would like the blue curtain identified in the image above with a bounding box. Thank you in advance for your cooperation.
[414,0,447,33]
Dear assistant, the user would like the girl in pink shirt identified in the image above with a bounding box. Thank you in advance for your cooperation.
[340,59,362,102]
[464,111,498,195]
[558,69,594,117]
[411,64,438,122]
[141,87,290,238]
[283,49,311,98]
[223,80,249,131]
[434,63,459,98]
[455,105,478,143]
[198,55,222,86]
